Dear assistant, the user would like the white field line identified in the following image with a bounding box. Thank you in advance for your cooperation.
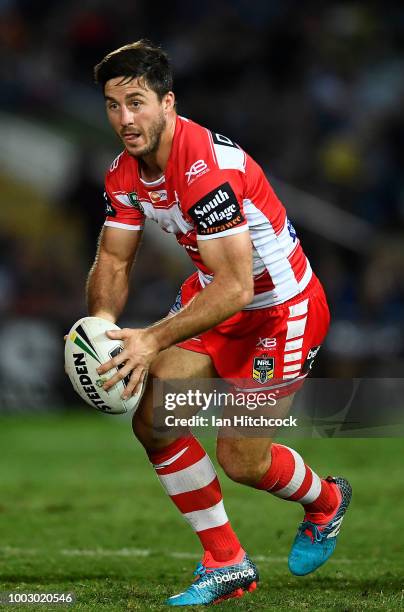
[0,546,373,565]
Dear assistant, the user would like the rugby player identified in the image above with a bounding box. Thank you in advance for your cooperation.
[89,40,352,606]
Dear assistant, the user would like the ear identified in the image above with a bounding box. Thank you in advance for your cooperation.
[163,91,175,113]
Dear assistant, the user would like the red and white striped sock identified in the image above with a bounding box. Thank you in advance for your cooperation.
[256,443,340,522]
[148,435,242,562]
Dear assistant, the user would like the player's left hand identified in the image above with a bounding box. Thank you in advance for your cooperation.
[96,328,159,399]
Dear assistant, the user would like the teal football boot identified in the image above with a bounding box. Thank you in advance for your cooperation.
[288,476,352,576]
[166,550,259,606]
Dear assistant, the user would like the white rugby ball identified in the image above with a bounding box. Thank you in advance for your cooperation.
[65,316,145,414]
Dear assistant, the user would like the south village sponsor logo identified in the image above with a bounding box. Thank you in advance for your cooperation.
[189,182,244,235]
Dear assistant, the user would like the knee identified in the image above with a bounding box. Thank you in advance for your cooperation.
[131,387,159,449]
[132,407,147,442]
[131,384,179,452]
[216,442,271,486]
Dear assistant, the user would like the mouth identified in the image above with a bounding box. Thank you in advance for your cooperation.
[122,132,142,144]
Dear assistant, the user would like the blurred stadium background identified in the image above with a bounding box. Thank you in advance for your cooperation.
[0,0,403,410]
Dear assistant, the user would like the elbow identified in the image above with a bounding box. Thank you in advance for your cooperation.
[214,273,254,310]
[241,287,255,307]
[234,281,254,309]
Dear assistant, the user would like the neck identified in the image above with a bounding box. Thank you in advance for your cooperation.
[140,112,177,182]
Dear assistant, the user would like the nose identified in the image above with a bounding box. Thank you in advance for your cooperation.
[120,104,134,127]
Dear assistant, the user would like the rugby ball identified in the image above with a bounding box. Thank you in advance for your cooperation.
[65,316,146,414]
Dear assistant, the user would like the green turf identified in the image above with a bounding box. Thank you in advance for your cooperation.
[0,412,403,611]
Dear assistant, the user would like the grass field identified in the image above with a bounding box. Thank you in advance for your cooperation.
[0,412,403,611]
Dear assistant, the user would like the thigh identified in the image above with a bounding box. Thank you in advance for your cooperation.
[217,393,295,447]
[151,345,217,380]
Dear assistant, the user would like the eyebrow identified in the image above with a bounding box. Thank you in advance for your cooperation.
[104,92,147,102]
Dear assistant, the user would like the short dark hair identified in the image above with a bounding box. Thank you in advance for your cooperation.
[94,39,173,100]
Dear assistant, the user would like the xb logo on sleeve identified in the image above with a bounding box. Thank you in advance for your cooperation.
[185,159,208,183]
[252,356,275,384]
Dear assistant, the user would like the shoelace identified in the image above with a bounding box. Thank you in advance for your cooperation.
[299,521,325,543]
[193,563,207,579]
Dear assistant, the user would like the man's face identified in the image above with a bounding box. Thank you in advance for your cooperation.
[104,77,168,157]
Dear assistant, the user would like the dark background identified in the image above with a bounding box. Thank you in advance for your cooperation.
[0,0,403,411]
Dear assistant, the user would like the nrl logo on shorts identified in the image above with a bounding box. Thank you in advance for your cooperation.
[252,356,274,384]
[128,191,144,212]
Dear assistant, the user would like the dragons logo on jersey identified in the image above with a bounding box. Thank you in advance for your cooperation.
[128,191,144,212]
[169,288,183,315]
[188,182,244,235]
[252,356,274,384]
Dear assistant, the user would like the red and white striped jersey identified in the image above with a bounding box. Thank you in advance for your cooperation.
[104,115,312,308]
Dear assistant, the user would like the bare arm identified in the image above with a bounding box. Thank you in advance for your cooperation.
[150,230,254,348]
[99,229,254,396]
[86,226,143,322]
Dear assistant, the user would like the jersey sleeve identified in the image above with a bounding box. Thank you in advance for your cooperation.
[103,165,145,231]
[182,170,248,240]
